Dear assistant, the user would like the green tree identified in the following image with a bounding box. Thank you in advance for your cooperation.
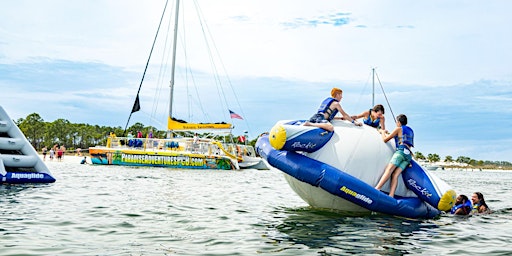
[17,113,45,149]
[456,156,471,164]
[128,122,145,136]
[427,153,440,163]
[414,151,425,160]
[72,123,96,149]
[444,155,453,163]
[47,119,72,147]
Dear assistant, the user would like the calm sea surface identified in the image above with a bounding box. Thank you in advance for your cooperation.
[1,157,511,255]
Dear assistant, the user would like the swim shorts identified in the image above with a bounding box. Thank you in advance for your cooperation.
[309,113,328,123]
[389,148,412,170]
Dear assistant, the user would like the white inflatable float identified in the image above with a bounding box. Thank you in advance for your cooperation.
[256,119,455,219]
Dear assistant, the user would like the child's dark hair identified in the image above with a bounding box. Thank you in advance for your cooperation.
[397,114,408,125]
[474,192,489,209]
[373,104,385,114]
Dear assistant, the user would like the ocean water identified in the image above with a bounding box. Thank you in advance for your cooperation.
[1,157,511,255]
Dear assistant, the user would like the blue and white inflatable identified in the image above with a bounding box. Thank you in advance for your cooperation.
[256,119,455,219]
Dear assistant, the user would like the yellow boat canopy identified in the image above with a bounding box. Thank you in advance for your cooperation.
[168,117,232,131]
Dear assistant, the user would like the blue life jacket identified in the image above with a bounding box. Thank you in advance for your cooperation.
[316,97,339,121]
[363,109,380,128]
[450,200,472,214]
[395,125,414,149]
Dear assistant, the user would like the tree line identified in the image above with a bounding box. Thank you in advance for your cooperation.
[15,113,256,153]
[414,152,511,168]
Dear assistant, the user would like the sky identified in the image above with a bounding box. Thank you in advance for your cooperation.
[1,0,511,162]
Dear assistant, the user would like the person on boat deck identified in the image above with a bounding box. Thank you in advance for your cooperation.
[374,114,414,198]
[351,104,386,131]
[304,87,362,132]
[471,192,491,214]
[192,133,199,152]
[450,194,472,215]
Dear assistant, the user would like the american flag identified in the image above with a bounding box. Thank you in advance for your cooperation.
[229,110,243,120]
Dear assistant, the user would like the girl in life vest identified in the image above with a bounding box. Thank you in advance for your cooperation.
[374,114,414,198]
[351,104,387,131]
[471,192,491,214]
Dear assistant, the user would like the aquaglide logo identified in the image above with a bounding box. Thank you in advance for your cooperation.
[10,173,44,179]
[340,186,373,205]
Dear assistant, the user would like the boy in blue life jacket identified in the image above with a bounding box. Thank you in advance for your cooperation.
[375,114,414,198]
[305,87,362,132]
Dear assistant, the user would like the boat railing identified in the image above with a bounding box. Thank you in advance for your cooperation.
[214,142,259,162]
[105,136,238,157]
[236,144,257,157]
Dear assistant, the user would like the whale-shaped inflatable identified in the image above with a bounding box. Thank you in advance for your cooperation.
[256,119,456,219]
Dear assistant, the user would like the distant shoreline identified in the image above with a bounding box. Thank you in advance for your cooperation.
[419,161,512,171]
[442,167,512,172]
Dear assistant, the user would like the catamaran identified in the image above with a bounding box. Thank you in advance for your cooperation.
[89,0,267,170]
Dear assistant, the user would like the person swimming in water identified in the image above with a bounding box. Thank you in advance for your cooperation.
[450,194,472,215]
[471,192,491,214]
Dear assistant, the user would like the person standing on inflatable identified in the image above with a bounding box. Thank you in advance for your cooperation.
[375,114,414,198]
[305,87,362,132]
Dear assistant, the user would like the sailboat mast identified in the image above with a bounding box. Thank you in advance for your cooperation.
[168,0,180,138]
[372,68,375,106]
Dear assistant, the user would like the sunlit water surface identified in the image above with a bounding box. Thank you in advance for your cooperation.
[1,158,511,255]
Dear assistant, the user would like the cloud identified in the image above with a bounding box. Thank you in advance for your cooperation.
[0,59,139,125]
[281,12,352,29]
